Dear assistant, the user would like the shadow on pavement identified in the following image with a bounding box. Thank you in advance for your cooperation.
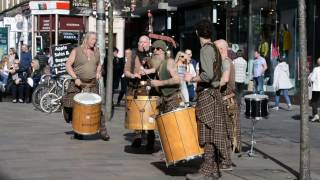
[64,131,101,141]
[151,159,201,177]
[242,141,299,178]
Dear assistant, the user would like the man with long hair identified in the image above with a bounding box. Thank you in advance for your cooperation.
[63,32,110,141]
[185,20,230,180]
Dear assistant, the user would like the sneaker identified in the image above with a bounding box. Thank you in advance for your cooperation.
[18,99,24,103]
[311,114,320,122]
[287,105,292,111]
[12,99,17,103]
[272,106,279,110]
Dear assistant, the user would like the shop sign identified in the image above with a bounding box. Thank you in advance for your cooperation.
[0,27,8,58]
[59,16,84,31]
[61,32,78,40]
[39,16,55,31]
[51,44,72,75]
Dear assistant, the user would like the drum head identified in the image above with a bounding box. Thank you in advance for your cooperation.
[244,94,268,100]
[74,93,101,105]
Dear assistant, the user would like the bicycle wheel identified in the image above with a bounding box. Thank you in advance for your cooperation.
[32,84,50,111]
[40,93,61,113]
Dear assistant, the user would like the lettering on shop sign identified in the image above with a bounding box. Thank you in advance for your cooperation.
[51,44,72,75]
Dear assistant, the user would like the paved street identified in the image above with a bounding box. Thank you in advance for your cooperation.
[0,99,320,180]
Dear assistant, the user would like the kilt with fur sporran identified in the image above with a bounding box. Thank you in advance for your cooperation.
[221,87,241,153]
[62,78,98,108]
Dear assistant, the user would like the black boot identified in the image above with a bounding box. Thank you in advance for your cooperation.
[146,130,155,151]
[100,128,110,141]
[74,133,83,140]
[63,107,73,123]
[131,138,142,148]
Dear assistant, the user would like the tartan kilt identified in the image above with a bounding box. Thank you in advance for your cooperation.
[159,91,183,113]
[221,87,241,152]
[196,88,231,146]
[62,79,98,108]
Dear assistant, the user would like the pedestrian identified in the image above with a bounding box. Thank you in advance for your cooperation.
[185,19,229,180]
[252,50,267,94]
[20,45,32,73]
[116,48,131,106]
[215,39,241,154]
[8,59,27,103]
[233,50,247,107]
[62,32,110,141]
[309,57,320,122]
[185,51,197,102]
[112,47,125,106]
[272,56,293,111]
[174,51,189,106]
[25,59,42,103]
[8,48,19,67]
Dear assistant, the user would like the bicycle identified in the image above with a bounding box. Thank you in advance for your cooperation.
[31,74,55,111]
[39,75,71,113]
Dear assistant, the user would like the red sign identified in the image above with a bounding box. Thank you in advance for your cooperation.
[39,16,84,31]
[39,15,55,31]
[59,16,84,31]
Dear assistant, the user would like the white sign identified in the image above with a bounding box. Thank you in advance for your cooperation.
[31,10,70,15]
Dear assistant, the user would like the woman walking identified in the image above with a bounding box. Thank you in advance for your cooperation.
[272,56,293,110]
[309,57,320,122]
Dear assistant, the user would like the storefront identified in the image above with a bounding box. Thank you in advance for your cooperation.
[37,15,85,49]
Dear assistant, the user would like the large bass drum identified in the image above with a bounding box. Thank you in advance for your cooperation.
[156,107,204,166]
[125,96,159,130]
[72,93,101,135]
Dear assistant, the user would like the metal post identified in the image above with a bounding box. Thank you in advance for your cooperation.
[298,0,310,179]
[96,0,106,103]
[55,14,58,45]
[106,0,114,121]
[31,14,35,58]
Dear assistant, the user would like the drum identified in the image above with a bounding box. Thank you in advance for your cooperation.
[156,107,204,166]
[125,96,159,130]
[244,94,269,119]
[72,93,101,135]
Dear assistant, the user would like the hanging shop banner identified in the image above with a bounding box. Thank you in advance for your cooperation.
[51,44,72,75]
[0,27,8,59]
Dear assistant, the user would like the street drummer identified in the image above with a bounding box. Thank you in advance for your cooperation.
[215,39,241,154]
[62,31,110,141]
[124,35,158,151]
[149,40,182,113]
[184,20,230,180]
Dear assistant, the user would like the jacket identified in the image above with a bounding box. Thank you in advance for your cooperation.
[273,62,293,90]
[309,66,320,92]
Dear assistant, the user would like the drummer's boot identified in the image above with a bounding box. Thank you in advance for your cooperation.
[146,130,155,151]
[131,138,142,148]
[100,127,110,141]
[74,133,83,140]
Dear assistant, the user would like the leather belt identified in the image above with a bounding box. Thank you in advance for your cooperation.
[222,93,235,101]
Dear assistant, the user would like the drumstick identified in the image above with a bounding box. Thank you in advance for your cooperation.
[140,66,152,81]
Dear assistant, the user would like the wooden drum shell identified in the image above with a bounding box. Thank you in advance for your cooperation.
[72,100,101,135]
[156,107,204,166]
[125,96,159,130]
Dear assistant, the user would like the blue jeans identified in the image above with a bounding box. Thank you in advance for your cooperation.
[275,89,291,107]
[253,76,264,94]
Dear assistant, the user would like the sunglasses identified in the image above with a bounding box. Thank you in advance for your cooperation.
[152,47,162,51]
[179,55,185,58]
